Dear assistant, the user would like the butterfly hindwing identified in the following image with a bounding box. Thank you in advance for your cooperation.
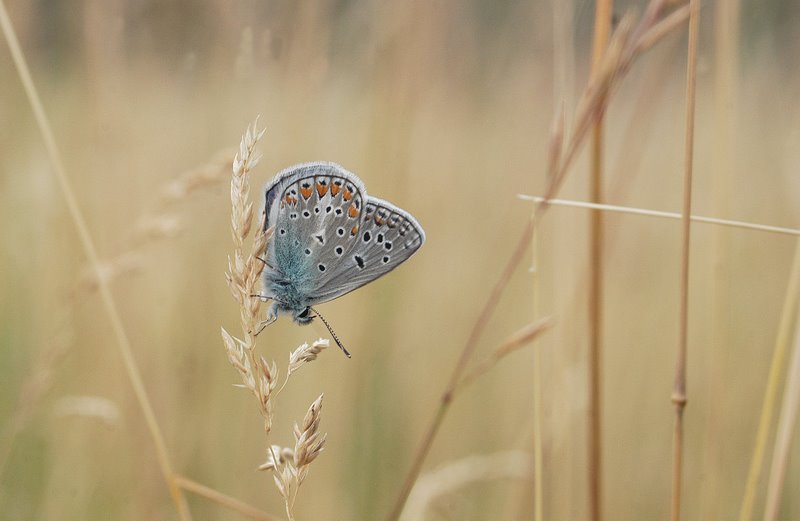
[307,196,425,304]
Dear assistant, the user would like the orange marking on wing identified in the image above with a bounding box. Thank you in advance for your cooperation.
[375,216,385,226]
[331,184,341,196]
[300,186,313,199]
[348,205,359,218]
[343,189,353,201]
[351,225,358,236]
[316,182,328,197]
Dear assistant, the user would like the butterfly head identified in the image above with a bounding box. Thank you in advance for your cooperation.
[294,306,314,325]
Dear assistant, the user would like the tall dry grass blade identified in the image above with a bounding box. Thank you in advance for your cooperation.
[0,2,191,518]
[740,240,800,520]
[763,313,800,521]
[587,1,614,518]
[671,1,700,520]
[384,4,690,520]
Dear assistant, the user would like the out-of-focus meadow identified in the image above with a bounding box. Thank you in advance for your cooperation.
[2,1,800,519]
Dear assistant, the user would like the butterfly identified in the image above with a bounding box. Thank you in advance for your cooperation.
[260,162,425,356]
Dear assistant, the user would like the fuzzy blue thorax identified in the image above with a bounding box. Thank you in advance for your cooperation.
[263,230,316,324]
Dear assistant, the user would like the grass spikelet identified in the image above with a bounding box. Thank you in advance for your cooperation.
[293,394,327,472]
[288,338,331,376]
[265,394,327,521]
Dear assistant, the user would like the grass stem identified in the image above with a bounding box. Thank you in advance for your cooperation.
[739,240,800,520]
[588,2,613,518]
[763,305,800,521]
[517,197,800,237]
[0,2,191,518]
[174,475,278,521]
[670,1,700,520]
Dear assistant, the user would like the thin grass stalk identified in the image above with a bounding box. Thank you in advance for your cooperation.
[763,308,800,521]
[0,2,191,519]
[517,197,800,237]
[588,2,614,519]
[174,475,278,521]
[739,238,800,520]
[671,2,700,520]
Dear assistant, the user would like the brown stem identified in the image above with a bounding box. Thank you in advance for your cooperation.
[670,1,700,520]
[588,1,613,519]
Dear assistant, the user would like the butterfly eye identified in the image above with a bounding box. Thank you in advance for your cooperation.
[298,308,310,319]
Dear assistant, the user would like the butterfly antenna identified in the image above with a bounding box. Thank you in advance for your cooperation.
[309,306,351,358]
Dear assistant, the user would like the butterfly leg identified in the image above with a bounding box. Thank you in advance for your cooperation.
[255,256,274,270]
[254,301,279,336]
[254,316,276,336]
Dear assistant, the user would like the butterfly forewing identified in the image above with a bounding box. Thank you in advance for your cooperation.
[264,163,367,296]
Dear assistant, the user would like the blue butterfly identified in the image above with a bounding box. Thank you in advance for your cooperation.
[260,162,425,356]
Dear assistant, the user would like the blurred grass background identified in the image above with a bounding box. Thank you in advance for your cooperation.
[2,0,800,519]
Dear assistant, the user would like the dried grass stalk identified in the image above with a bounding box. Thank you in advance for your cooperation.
[222,120,328,520]
[260,395,327,521]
